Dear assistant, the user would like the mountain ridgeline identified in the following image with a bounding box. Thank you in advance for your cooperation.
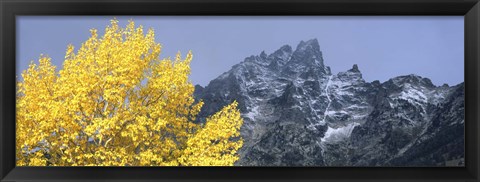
[193,39,464,166]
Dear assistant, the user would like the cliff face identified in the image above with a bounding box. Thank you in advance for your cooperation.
[194,39,464,166]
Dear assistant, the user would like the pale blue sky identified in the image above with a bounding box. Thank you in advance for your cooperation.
[17,16,464,86]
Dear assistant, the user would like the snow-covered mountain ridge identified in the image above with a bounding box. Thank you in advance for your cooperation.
[194,39,464,166]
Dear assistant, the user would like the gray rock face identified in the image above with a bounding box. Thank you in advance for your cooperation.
[194,39,464,166]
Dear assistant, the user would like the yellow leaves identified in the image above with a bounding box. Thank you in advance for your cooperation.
[179,101,243,166]
[28,151,47,166]
[89,28,98,38]
[16,19,244,167]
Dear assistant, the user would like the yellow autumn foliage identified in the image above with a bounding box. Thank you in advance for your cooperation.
[16,19,243,166]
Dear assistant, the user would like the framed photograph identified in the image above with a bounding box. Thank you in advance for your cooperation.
[1,0,479,181]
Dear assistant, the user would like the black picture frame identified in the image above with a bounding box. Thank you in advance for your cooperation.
[1,0,479,181]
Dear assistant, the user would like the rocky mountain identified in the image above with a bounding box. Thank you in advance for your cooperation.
[193,39,464,166]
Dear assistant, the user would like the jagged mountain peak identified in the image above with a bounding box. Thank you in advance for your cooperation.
[292,38,322,62]
[267,45,293,67]
[216,39,327,80]
[282,39,328,76]
[387,74,435,88]
[296,38,320,52]
[335,64,363,83]
[260,51,267,59]
[278,44,293,53]
[194,39,464,167]
[349,64,360,73]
